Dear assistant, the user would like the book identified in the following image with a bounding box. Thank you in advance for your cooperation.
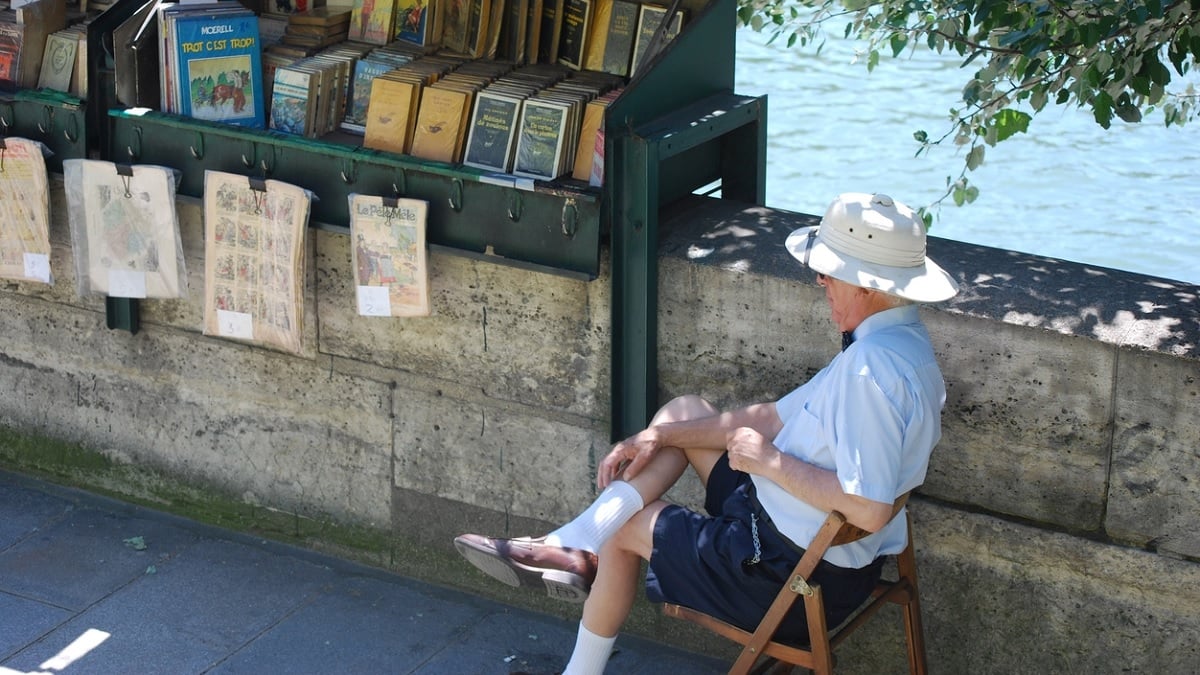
[393,0,430,46]
[462,0,491,57]
[496,0,527,63]
[462,89,524,172]
[362,72,423,154]
[536,0,563,64]
[580,0,608,71]
[268,63,317,135]
[409,83,474,163]
[598,0,636,76]
[341,56,396,132]
[349,0,398,45]
[556,0,588,70]
[0,21,22,87]
[8,0,67,89]
[629,3,683,77]
[512,97,570,179]
[524,0,542,65]
[349,193,431,317]
[439,0,469,53]
[571,91,611,180]
[170,4,266,128]
[36,26,75,91]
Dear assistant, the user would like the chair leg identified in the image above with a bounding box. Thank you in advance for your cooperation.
[902,593,928,675]
[803,588,834,675]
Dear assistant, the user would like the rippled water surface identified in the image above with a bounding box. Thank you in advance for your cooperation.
[733,29,1200,285]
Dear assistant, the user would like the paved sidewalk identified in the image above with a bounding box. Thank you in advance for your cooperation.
[0,470,726,674]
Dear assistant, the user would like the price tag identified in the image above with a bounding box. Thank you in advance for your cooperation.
[23,253,51,283]
[357,285,391,317]
[216,309,254,339]
[108,269,148,298]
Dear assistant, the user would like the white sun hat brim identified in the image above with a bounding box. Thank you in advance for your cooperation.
[784,193,959,302]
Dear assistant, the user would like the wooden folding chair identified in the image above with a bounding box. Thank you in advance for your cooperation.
[663,493,927,675]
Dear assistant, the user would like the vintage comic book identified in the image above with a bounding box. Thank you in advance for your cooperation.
[169,4,266,128]
[349,193,430,317]
[0,137,52,284]
[341,56,396,133]
[62,160,187,299]
[393,0,430,46]
[202,170,310,355]
[0,21,22,87]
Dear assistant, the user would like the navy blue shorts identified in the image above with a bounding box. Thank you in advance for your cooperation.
[645,455,882,644]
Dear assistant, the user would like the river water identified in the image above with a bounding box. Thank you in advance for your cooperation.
[732,28,1200,285]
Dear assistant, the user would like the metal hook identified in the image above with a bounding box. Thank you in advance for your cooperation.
[63,114,79,144]
[561,199,579,239]
[340,158,356,184]
[37,106,54,135]
[448,178,463,212]
[507,190,523,221]
[241,139,256,168]
[126,126,143,163]
[190,132,204,159]
[392,168,407,197]
[0,103,11,134]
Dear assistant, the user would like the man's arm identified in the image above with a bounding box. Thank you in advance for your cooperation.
[597,402,783,488]
[726,427,894,532]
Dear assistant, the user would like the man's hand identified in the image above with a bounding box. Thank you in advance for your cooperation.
[598,427,664,489]
[725,427,781,477]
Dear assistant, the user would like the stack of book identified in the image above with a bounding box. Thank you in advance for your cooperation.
[554,0,684,75]
[407,58,513,163]
[277,7,351,54]
[158,1,266,128]
[268,41,372,138]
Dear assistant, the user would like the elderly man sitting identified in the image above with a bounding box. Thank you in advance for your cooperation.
[455,192,959,675]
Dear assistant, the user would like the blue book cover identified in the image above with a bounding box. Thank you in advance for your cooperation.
[172,6,266,128]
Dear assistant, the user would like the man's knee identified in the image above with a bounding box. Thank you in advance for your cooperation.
[653,395,718,425]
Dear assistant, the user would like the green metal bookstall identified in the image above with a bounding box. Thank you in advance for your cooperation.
[4,0,766,440]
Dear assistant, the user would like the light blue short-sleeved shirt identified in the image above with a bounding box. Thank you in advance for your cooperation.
[751,304,946,568]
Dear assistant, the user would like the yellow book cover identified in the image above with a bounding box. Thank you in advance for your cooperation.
[582,0,611,71]
[363,76,423,154]
[410,86,472,163]
[572,98,605,180]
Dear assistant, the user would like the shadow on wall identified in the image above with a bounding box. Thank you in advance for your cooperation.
[659,197,1199,358]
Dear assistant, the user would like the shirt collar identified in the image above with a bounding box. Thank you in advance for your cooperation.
[847,304,920,343]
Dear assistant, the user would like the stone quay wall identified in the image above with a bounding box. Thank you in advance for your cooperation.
[2,184,1198,673]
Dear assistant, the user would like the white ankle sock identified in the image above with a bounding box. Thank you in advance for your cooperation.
[562,621,617,675]
[546,480,644,553]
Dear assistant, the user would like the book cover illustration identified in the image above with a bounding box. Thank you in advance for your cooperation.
[202,170,310,355]
[394,0,429,45]
[0,22,22,86]
[349,193,430,317]
[342,57,394,131]
[349,0,398,45]
[556,0,590,69]
[174,10,266,128]
[0,137,52,284]
[269,65,316,136]
[62,160,187,299]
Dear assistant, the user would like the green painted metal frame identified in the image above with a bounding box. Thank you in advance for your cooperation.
[605,0,767,439]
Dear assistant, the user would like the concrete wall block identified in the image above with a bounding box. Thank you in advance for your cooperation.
[1107,348,1200,558]
[391,385,604,524]
[914,501,1200,674]
[925,314,1113,530]
[658,257,834,408]
[314,230,609,417]
[0,293,393,525]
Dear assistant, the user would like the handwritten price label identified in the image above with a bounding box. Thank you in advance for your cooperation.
[356,285,391,317]
[23,253,51,284]
[108,269,148,298]
[216,309,254,339]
